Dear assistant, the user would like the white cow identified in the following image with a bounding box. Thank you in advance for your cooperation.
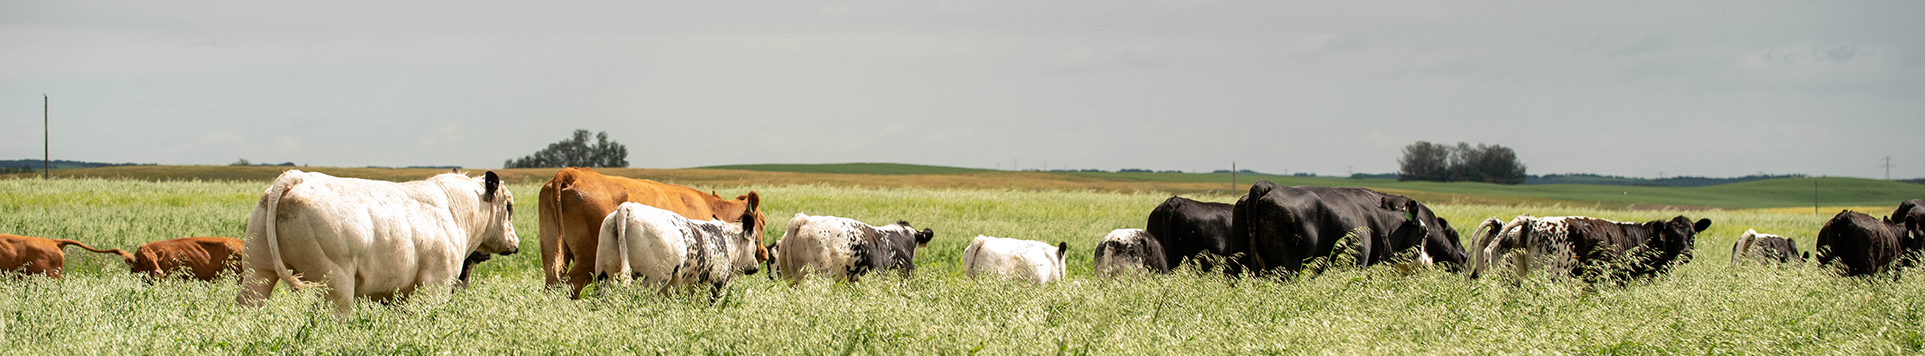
[595,202,760,298]
[235,170,519,319]
[962,235,1068,284]
[772,213,933,284]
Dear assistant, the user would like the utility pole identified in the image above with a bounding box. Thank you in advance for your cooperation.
[1231,161,1237,193]
[1813,179,1819,215]
[1883,156,1894,180]
[44,94,49,180]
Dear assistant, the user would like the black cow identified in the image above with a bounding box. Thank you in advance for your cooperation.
[1469,215,1710,281]
[1895,199,1925,266]
[1815,211,1915,276]
[1144,196,1243,274]
[1729,229,1804,266]
[1233,181,1468,276]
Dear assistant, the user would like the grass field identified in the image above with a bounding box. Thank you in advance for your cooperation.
[1,177,1921,354]
[8,164,1924,210]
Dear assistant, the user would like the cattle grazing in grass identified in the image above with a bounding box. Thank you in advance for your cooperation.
[1729,229,1803,266]
[539,167,767,298]
[1469,215,1709,281]
[1144,196,1242,274]
[594,202,760,298]
[128,236,244,282]
[235,170,520,319]
[1092,229,1169,277]
[1233,181,1469,276]
[0,234,130,279]
[772,213,933,284]
[962,235,1069,284]
[1813,210,1916,276]
[1895,199,1925,266]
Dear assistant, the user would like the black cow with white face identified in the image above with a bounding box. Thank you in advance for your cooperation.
[1815,210,1915,276]
[1144,196,1243,274]
[1233,181,1468,276]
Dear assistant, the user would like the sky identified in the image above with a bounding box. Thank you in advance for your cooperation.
[2,1,1921,179]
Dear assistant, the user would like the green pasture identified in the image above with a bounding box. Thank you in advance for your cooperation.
[0,178,1921,354]
[690,162,1925,209]
[696,163,999,176]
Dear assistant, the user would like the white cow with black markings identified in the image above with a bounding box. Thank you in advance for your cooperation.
[594,202,760,298]
[962,235,1068,284]
[772,213,933,284]
[235,170,520,319]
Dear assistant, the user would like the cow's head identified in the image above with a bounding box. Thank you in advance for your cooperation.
[475,171,520,256]
[1641,216,1709,272]
[1381,196,1466,270]
[728,192,769,264]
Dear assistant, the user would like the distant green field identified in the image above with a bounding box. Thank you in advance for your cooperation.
[10,163,1923,210]
[718,163,1925,209]
[696,163,999,175]
[2,178,1921,353]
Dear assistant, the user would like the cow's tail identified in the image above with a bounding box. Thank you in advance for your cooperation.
[1467,217,1504,278]
[1732,229,1759,267]
[262,173,318,290]
[52,239,133,264]
[601,205,633,285]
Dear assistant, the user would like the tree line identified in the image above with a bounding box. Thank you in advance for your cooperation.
[1398,141,1527,185]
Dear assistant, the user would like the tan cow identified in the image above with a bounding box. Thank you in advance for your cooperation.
[0,234,131,279]
[128,236,244,282]
[539,167,767,298]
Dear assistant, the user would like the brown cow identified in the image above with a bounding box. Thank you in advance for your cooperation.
[0,234,132,279]
[128,237,244,282]
[539,167,768,298]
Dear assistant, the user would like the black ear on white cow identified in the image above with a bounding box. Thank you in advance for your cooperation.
[482,171,501,203]
[1056,242,1069,259]
[1693,218,1712,233]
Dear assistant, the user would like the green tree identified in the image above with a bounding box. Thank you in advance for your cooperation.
[1398,141,1451,182]
[504,130,629,168]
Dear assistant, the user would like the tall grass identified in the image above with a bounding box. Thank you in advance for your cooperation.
[0,178,1919,354]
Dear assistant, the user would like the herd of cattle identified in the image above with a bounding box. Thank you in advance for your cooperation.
[1,168,1921,318]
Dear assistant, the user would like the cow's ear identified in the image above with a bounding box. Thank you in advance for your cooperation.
[746,191,760,211]
[482,171,500,203]
[1056,242,1069,260]
[1693,218,1712,232]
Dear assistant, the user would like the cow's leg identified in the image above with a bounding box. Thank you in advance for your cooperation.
[565,248,597,299]
[324,266,356,321]
[538,185,565,288]
[236,267,280,307]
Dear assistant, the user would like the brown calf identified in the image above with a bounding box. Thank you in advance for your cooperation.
[0,234,133,279]
[129,237,244,281]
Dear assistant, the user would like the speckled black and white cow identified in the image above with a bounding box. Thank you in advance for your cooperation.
[771,213,933,284]
[1730,229,1804,266]
[1469,215,1709,281]
[1092,229,1169,277]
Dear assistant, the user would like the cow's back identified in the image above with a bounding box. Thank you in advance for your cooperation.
[269,173,465,292]
[1816,211,1900,276]
[1146,196,1238,272]
[777,214,865,282]
[0,234,62,277]
[133,236,244,281]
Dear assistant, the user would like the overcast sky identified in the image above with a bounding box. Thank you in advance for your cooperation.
[3,1,1920,178]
